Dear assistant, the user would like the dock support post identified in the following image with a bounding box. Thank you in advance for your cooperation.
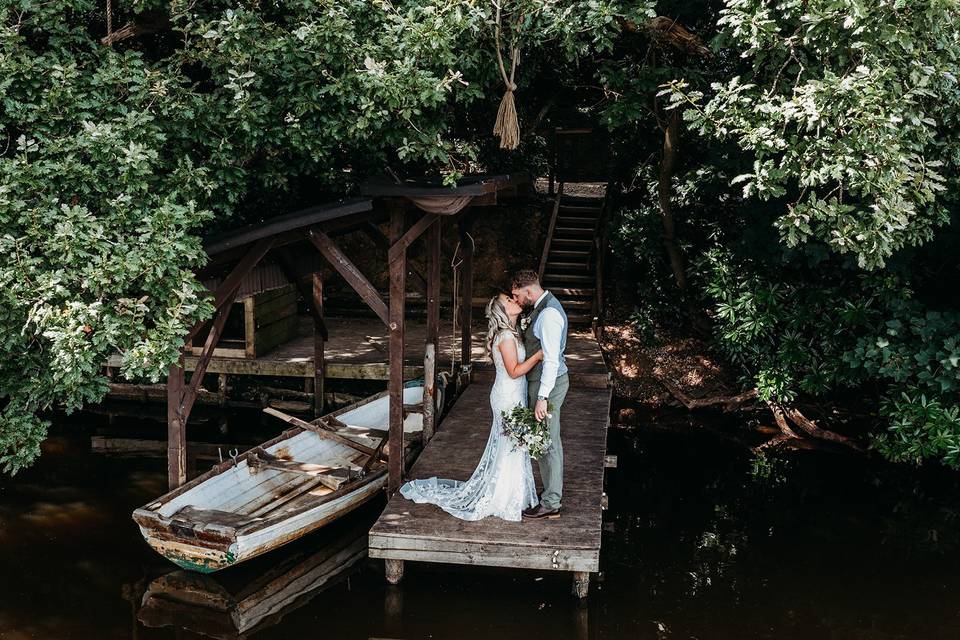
[167,358,186,490]
[423,216,441,440]
[458,218,475,368]
[573,571,590,599]
[312,272,325,417]
[385,559,405,585]
[387,205,407,494]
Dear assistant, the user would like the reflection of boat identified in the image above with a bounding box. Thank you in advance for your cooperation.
[133,387,423,572]
[137,516,369,638]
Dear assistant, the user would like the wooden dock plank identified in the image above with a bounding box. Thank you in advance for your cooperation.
[108,317,608,383]
[369,332,610,576]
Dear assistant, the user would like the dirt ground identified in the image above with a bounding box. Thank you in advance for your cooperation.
[595,299,738,409]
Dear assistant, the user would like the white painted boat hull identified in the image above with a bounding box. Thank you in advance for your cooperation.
[134,387,423,572]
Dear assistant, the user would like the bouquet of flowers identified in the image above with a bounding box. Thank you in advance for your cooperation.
[500,404,553,459]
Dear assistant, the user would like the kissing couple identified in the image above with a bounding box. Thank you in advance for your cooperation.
[400,269,569,521]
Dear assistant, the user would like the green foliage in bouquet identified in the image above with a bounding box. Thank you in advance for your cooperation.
[500,403,553,459]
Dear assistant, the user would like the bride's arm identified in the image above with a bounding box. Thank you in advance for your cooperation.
[498,338,544,379]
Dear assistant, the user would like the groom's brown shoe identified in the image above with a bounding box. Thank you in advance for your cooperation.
[522,504,561,519]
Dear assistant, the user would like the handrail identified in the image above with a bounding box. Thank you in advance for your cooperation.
[538,182,564,281]
[592,181,613,333]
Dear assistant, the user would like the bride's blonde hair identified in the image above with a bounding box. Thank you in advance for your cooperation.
[484,294,519,359]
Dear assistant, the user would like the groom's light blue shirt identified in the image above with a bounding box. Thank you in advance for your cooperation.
[532,290,567,397]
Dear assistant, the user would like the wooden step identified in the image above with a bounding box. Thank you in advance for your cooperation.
[552,238,593,247]
[557,216,599,225]
[544,273,594,283]
[560,194,605,206]
[549,249,591,258]
[556,299,593,309]
[549,287,595,296]
[566,311,596,324]
[554,227,594,236]
[559,205,603,215]
[546,261,591,271]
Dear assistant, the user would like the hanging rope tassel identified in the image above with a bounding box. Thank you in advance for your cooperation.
[492,3,520,150]
[493,82,520,150]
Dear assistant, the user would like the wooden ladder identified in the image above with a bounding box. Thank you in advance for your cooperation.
[538,182,606,326]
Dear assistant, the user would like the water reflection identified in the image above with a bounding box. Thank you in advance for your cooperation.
[2,409,960,639]
[136,518,368,638]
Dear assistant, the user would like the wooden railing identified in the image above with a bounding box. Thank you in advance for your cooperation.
[538,182,564,281]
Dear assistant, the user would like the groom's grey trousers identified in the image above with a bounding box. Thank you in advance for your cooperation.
[528,372,569,510]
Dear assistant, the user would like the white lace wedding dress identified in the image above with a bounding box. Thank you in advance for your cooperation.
[399,330,538,521]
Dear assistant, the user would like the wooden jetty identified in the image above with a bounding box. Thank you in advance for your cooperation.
[369,330,612,598]
[140,175,530,492]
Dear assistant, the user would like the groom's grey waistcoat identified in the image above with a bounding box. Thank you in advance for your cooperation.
[522,291,568,381]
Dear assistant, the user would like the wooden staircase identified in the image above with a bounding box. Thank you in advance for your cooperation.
[539,184,606,327]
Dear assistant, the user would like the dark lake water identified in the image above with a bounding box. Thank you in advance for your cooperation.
[2,405,959,639]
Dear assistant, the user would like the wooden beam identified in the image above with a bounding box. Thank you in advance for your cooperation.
[246,452,352,490]
[313,272,325,417]
[183,302,233,410]
[388,206,407,494]
[361,435,389,475]
[208,237,276,317]
[262,408,384,460]
[458,219,475,367]
[305,229,389,327]
[423,216,441,440]
[186,237,275,347]
[387,213,437,264]
[423,344,437,440]
[167,359,186,490]
[360,222,428,295]
[276,255,328,340]
[202,198,372,256]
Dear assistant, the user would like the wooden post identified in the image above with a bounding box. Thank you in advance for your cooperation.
[312,272,325,417]
[423,216,441,440]
[217,373,228,407]
[385,559,405,585]
[167,236,272,491]
[573,571,590,599]
[387,206,407,493]
[167,358,186,490]
[458,219,475,367]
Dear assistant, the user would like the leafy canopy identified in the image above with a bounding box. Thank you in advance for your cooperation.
[672,0,960,269]
[0,0,644,473]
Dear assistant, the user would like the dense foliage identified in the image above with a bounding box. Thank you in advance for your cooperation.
[2,0,958,473]
[610,0,960,467]
[0,0,650,472]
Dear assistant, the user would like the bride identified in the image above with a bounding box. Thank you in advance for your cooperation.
[399,292,543,521]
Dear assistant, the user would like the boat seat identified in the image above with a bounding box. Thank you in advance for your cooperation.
[247,451,356,490]
[169,506,262,537]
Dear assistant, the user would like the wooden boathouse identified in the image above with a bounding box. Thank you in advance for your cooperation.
[117,171,612,596]
[138,175,529,490]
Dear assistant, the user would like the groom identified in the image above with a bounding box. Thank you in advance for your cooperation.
[510,269,569,519]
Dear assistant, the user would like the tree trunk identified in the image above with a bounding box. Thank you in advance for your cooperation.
[658,109,687,291]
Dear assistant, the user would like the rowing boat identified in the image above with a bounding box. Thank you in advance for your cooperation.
[137,515,370,638]
[133,386,423,572]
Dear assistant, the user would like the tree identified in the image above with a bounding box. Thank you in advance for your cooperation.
[0,0,645,473]
[674,0,960,270]
[659,0,960,464]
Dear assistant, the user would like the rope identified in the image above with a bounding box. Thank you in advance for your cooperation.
[492,2,520,150]
[106,0,113,39]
